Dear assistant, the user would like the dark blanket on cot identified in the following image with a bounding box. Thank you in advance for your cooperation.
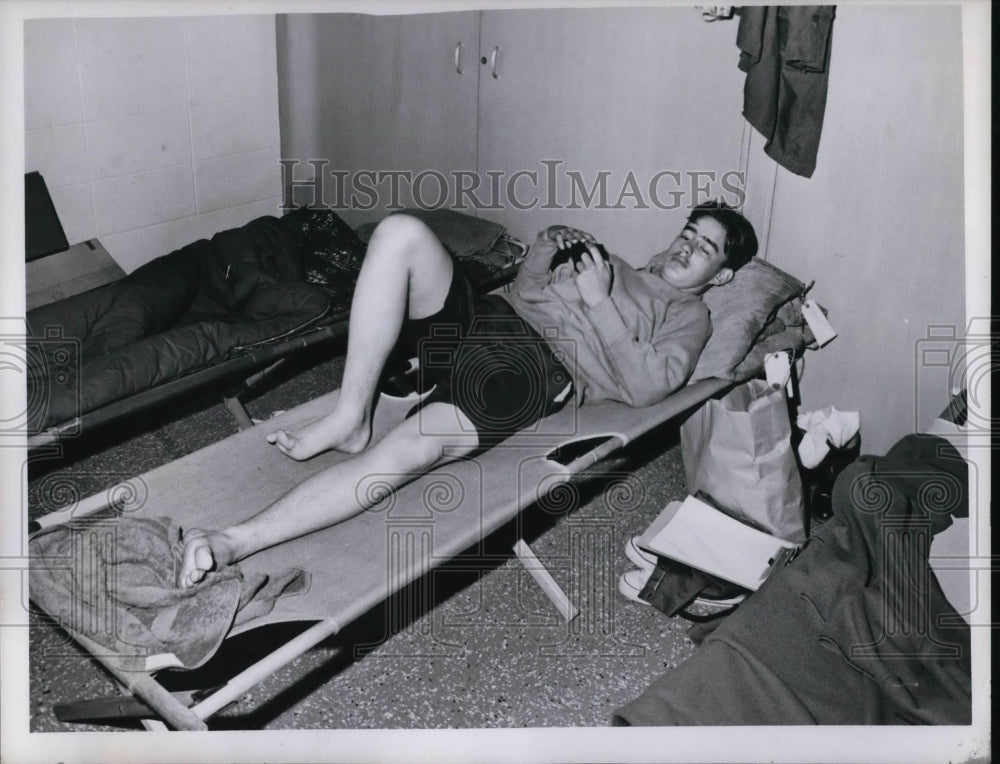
[25,213,338,433]
[614,434,971,725]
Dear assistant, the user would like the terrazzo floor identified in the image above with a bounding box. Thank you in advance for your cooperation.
[27,340,707,731]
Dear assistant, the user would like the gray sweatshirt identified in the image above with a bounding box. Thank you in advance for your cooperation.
[504,233,711,408]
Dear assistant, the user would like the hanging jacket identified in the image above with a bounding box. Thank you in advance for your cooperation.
[737,5,837,178]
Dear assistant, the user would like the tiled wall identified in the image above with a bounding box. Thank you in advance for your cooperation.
[24,15,282,273]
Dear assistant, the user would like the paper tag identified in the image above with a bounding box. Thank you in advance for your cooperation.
[764,351,794,396]
[802,298,837,347]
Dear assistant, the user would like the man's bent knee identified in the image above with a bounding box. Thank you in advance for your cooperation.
[369,213,438,253]
[368,215,452,313]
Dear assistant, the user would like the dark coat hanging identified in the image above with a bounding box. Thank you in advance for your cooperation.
[737,5,837,178]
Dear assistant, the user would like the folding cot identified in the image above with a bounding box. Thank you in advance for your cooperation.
[28,249,818,730]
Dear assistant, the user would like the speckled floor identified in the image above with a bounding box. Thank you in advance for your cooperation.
[28,341,705,731]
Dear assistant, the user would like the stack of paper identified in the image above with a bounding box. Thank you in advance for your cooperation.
[639,495,799,591]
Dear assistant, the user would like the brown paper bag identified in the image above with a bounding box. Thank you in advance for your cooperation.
[680,379,806,543]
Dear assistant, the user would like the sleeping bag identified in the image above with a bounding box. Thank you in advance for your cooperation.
[26,213,335,434]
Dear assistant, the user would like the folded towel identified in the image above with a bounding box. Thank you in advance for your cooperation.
[30,516,309,671]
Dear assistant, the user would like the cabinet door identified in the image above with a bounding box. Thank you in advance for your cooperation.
[280,11,480,226]
[477,7,746,266]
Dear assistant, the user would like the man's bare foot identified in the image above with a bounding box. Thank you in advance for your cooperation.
[176,529,239,589]
[266,409,372,461]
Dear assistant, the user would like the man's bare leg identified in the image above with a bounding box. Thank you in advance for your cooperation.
[267,214,455,461]
[179,402,479,588]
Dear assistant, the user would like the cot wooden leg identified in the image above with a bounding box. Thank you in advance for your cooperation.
[223,394,254,431]
[56,630,206,730]
[62,618,342,730]
[95,661,207,731]
[188,617,342,721]
[513,539,579,622]
[223,359,290,431]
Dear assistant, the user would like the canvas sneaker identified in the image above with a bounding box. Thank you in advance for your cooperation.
[625,535,658,571]
[618,568,652,605]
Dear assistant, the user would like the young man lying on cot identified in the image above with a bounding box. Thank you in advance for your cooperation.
[177,202,757,588]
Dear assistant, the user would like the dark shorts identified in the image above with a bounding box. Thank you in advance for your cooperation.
[401,262,573,447]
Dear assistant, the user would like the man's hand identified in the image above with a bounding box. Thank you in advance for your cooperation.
[542,225,596,245]
[575,245,613,307]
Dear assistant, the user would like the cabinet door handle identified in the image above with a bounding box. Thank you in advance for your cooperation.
[490,46,501,79]
[454,42,464,74]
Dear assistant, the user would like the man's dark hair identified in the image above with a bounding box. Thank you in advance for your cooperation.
[688,200,757,271]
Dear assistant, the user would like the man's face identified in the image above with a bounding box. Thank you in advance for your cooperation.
[647,216,733,293]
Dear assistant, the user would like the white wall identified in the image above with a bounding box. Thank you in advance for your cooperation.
[761,5,967,454]
[24,15,282,273]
